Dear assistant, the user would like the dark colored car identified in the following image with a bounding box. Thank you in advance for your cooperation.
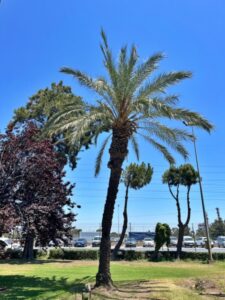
[125,238,137,247]
[74,238,88,247]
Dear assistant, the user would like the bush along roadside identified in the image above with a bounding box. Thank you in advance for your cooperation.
[1,249,225,261]
[48,248,99,260]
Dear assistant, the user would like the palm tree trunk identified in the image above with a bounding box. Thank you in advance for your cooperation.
[113,183,129,259]
[95,127,129,288]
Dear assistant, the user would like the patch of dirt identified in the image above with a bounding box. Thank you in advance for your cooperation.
[195,279,225,298]
[91,280,170,300]
[180,278,225,298]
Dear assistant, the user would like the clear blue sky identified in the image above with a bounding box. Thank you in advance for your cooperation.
[1,0,225,233]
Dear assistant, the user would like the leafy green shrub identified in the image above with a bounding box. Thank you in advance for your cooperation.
[124,250,144,260]
[33,248,48,259]
[145,251,225,261]
[48,249,99,260]
[48,248,64,259]
[113,249,125,260]
[5,248,23,259]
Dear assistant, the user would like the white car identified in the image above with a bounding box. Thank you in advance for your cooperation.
[183,236,195,247]
[0,238,21,250]
[143,237,154,247]
[195,237,214,248]
[92,236,101,247]
[169,236,178,246]
[217,236,225,248]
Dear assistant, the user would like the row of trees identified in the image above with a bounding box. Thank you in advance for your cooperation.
[1,31,213,289]
[111,162,199,260]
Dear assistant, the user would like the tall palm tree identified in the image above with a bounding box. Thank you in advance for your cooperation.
[45,30,213,288]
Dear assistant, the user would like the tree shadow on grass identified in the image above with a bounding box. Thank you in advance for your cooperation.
[0,274,93,299]
[0,259,73,265]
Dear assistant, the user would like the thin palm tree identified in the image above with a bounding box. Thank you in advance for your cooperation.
[45,30,213,288]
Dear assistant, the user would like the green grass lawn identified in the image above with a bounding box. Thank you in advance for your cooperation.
[0,260,225,299]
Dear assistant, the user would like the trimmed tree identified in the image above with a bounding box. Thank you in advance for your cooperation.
[113,162,153,258]
[45,31,213,288]
[154,223,171,257]
[162,164,198,259]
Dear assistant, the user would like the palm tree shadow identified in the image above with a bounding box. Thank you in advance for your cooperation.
[0,275,92,299]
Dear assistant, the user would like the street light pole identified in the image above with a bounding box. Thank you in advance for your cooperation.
[186,125,213,262]
[117,204,120,235]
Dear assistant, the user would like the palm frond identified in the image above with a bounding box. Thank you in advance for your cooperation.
[127,45,138,75]
[151,94,179,105]
[139,121,193,141]
[95,135,111,176]
[137,71,192,99]
[148,101,213,132]
[131,52,164,91]
[139,122,190,159]
[139,133,175,164]
[100,30,118,93]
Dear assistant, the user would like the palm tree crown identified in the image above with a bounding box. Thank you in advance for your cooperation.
[46,30,212,174]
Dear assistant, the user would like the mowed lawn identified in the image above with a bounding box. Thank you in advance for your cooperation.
[0,260,225,299]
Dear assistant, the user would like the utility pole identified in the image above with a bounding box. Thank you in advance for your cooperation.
[192,223,197,252]
[183,122,213,262]
[216,207,221,221]
[117,204,120,236]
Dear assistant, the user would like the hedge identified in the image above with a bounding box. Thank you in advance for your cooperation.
[116,250,225,261]
[48,248,99,260]
[0,248,48,259]
[1,248,225,261]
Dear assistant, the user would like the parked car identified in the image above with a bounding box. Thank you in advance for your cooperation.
[0,238,21,250]
[143,237,154,247]
[169,236,178,247]
[183,236,195,247]
[110,237,119,242]
[217,236,225,248]
[195,237,214,248]
[74,238,87,247]
[48,239,64,247]
[125,238,137,247]
[92,236,101,247]
[0,239,9,250]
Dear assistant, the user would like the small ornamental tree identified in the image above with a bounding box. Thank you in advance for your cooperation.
[0,123,78,259]
[154,223,171,257]
[162,164,198,259]
[113,162,153,258]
